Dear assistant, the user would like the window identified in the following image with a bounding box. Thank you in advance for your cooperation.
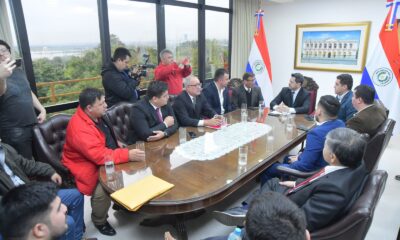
[108,0,157,88]
[206,0,229,8]
[177,0,198,3]
[21,0,101,106]
[1,0,20,58]
[205,10,229,79]
[165,5,198,76]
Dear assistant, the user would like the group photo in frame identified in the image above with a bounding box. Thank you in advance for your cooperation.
[294,22,371,73]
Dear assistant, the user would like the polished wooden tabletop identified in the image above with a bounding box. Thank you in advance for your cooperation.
[99,109,315,214]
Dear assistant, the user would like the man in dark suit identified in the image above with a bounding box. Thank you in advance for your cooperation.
[173,75,222,127]
[213,128,368,232]
[233,72,264,109]
[347,84,387,137]
[203,68,234,114]
[260,95,344,185]
[270,73,310,114]
[334,74,357,121]
[131,81,178,142]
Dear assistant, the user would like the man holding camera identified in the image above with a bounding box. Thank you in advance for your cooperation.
[0,40,47,160]
[102,47,140,107]
[154,49,192,95]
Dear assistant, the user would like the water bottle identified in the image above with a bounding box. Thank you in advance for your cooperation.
[227,227,242,240]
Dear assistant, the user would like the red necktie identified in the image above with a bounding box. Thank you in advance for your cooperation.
[156,108,163,123]
[287,168,325,194]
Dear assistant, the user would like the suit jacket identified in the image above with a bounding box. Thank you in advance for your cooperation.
[203,82,233,114]
[290,119,345,172]
[233,85,264,108]
[337,91,357,122]
[131,96,178,141]
[270,87,310,114]
[288,165,368,232]
[0,143,55,196]
[346,104,387,137]
[173,91,216,127]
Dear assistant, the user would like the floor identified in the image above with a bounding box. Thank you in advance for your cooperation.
[82,135,400,240]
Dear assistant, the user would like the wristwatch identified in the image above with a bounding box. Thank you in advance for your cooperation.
[163,131,168,137]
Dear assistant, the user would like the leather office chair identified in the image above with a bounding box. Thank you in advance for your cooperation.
[310,170,388,240]
[302,76,319,115]
[32,114,75,188]
[104,102,135,145]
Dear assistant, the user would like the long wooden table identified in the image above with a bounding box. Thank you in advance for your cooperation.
[99,109,315,238]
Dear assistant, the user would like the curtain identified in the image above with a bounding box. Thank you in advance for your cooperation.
[231,0,260,79]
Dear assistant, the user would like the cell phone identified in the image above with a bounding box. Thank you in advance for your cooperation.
[187,131,197,138]
[14,59,22,67]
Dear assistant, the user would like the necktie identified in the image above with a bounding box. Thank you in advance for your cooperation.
[156,108,163,123]
[192,97,196,108]
[286,168,325,195]
[291,91,295,105]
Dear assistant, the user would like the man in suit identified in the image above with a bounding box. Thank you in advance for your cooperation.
[102,47,140,107]
[347,84,387,137]
[233,72,264,109]
[334,74,357,121]
[203,68,234,114]
[173,75,222,127]
[270,73,310,114]
[131,81,178,141]
[213,128,368,232]
[260,95,344,185]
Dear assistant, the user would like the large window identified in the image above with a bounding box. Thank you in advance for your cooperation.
[165,5,198,76]
[21,0,101,106]
[1,0,20,58]
[206,0,230,8]
[205,10,229,79]
[108,0,157,88]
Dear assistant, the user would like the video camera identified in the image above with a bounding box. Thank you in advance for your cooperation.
[131,54,156,78]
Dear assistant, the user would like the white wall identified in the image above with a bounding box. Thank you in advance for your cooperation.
[261,0,386,99]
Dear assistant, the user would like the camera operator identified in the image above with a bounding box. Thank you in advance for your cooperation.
[102,47,140,107]
[154,49,192,95]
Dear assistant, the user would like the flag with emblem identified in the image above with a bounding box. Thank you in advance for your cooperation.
[246,9,273,104]
[360,0,400,134]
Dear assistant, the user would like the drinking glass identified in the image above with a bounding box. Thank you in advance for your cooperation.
[104,156,115,181]
[179,127,187,144]
[238,146,248,166]
[136,141,145,159]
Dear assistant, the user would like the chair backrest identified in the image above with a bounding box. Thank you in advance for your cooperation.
[104,102,135,145]
[311,170,388,240]
[32,114,71,174]
[363,118,396,172]
[308,90,318,115]
[302,76,319,115]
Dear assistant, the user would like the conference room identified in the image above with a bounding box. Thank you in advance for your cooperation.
[0,0,399,239]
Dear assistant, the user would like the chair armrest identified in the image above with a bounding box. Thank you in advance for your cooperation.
[276,165,318,178]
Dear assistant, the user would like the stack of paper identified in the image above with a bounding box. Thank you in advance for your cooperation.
[110,175,174,211]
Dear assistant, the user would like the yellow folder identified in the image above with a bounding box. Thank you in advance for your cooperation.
[110,175,174,211]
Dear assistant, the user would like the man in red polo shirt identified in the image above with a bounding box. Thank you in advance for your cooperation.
[154,49,192,95]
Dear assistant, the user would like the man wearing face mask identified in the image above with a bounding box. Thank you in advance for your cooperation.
[102,47,140,107]
[259,95,344,185]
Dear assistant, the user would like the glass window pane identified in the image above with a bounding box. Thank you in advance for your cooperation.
[108,0,157,89]
[165,5,198,76]
[176,0,198,3]
[206,0,229,8]
[21,0,101,106]
[1,0,20,58]
[205,11,229,79]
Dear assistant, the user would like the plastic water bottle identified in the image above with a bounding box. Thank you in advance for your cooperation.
[227,227,242,240]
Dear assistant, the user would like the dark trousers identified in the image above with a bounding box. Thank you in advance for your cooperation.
[243,178,289,207]
[0,126,34,160]
[260,156,293,185]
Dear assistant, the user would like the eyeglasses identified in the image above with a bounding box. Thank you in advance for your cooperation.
[188,83,202,87]
[0,48,10,54]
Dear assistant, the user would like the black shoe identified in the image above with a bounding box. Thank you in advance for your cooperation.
[212,206,247,226]
[94,221,116,236]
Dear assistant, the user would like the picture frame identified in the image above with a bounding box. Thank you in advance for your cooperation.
[294,22,371,73]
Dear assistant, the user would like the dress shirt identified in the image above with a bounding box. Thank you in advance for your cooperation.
[244,86,251,93]
[150,101,168,128]
[215,82,225,114]
[0,146,25,187]
[289,88,301,113]
[337,91,349,103]
[188,93,205,126]
[293,165,347,189]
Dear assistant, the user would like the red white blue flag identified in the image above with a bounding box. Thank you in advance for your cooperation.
[361,0,400,133]
[246,9,273,104]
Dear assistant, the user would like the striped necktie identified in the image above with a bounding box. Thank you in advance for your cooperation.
[286,168,325,194]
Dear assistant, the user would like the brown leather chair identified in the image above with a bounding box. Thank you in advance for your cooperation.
[363,118,396,172]
[104,102,135,145]
[310,170,388,240]
[32,114,75,188]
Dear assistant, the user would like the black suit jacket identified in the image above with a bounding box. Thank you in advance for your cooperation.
[130,96,178,142]
[203,82,233,114]
[233,85,264,108]
[270,87,310,114]
[288,165,368,232]
[173,91,216,127]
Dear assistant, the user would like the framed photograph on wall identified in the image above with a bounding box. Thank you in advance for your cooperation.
[294,22,371,73]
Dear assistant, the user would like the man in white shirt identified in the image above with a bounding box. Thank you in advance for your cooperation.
[203,68,234,114]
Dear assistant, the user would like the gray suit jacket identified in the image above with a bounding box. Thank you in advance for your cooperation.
[233,85,264,108]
